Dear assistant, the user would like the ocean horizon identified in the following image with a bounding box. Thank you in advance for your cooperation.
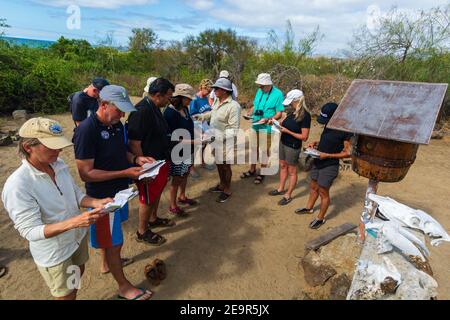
[0,36,55,48]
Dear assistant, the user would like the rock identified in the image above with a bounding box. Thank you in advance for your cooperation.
[0,134,13,146]
[395,269,438,300]
[348,227,439,300]
[301,251,337,287]
[318,233,362,273]
[329,273,352,300]
[12,110,28,121]
[431,130,444,140]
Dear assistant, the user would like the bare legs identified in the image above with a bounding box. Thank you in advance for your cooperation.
[216,164,232,194]
[306,179,331,220]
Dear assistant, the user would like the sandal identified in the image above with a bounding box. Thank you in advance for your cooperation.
[178,197,198,206]
[118,288,153,300]
[254,175,265,184]
[169,206,189,217]
[154,259,167,280]
[269,189,285,196]
[240,170,256,179]
[144,262,161,286]
[148,217,176,228]
[278,197,292,206]
[136,230,167,246]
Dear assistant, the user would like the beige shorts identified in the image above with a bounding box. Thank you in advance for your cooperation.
[37,235,89,298]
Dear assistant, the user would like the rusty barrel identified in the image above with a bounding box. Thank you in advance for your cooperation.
[352,135,418,183]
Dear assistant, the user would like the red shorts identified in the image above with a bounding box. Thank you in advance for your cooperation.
[136,162,169,205]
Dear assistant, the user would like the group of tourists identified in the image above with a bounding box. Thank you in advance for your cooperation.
[1,70,352,300]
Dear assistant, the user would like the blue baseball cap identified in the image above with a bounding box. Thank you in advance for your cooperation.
[317,102,338,124]
[99,85,136,113]
[92,77,110,91]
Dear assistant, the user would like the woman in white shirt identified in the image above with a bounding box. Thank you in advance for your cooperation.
[1,118,119,300]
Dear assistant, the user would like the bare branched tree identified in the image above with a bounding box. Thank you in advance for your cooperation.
[349,5,450,63]
[266,20,324,57]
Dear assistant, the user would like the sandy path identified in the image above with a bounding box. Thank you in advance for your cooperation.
[0,107,449,300]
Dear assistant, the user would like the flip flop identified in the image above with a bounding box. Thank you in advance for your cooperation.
[101,258,134,274]
[144,262,161,286]
[118,288,153,300]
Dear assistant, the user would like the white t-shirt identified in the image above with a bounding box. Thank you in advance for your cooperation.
[2,158,87,267]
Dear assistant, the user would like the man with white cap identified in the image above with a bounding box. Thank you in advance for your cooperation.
[241,73,284,184]
[73,85,154,300]
[209,70,238,103]
[2,117,113,299]
[194,78,241,203]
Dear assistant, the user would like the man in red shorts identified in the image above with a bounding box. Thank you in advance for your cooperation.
[127,78,176,245]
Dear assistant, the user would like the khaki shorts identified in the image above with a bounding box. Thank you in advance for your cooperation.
[37,235,89,298]
[249,129,273,165]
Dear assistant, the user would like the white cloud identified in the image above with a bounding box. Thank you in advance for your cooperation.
[33,0,158,9]
[185,0,214,10]
[181,0,449,55]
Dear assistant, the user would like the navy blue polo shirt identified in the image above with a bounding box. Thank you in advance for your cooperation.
[70,91,99,124]
[73,114,130,198]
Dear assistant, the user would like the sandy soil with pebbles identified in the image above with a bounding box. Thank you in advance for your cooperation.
[0,100,449,300]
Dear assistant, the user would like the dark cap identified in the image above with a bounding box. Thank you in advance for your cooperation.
[317,102,338,125]
[92,77,110,91]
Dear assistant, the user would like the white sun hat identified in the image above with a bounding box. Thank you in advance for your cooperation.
[219,70,230,78]
[282,89,304,105]
[144,76,158,93]
[255,73,273,86]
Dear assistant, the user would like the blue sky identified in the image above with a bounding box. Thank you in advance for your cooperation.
[1,0,448,56]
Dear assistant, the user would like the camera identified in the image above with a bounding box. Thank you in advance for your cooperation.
[254,110,263,116]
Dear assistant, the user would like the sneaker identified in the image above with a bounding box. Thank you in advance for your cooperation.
[295,207,314,215]
[278,197,292,206]
[216,192,231,203]
[309,219,326,229]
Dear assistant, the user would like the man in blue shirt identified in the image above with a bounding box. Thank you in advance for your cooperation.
[73,85,154,300]
[241,73,284,184]
[69,77,110,127]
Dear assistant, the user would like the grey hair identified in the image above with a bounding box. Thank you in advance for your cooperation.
[18,137,41,158]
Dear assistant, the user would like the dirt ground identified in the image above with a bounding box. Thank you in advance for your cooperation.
[0,104,449,300]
